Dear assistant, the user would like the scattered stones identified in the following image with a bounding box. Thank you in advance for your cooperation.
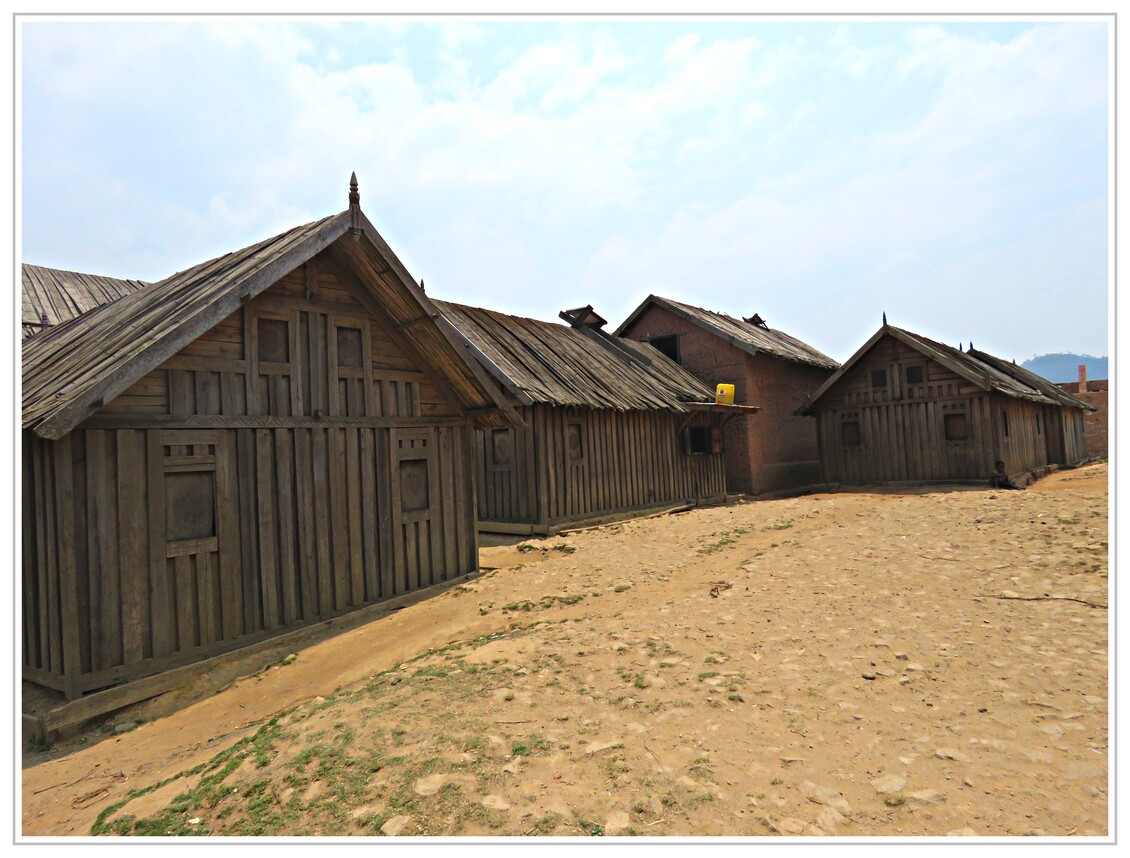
[776,817,808,836]
[604,811,631,836]
[815,807,845,832]
[379,815,412,837]
[907,789,946,805]
[481,795,510,811]
[934,748,968,762]
[584,740,622,756]
[414,774,447,796]
[871,774,907,794]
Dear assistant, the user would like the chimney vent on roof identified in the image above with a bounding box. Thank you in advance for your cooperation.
[40,311,48,326]
[1078,364,1088,393]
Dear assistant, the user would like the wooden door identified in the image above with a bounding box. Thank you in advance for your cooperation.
[390,428,442,595]
[149,430,241,657]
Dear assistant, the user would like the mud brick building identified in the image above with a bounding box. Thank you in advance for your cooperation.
[615,296,838,495]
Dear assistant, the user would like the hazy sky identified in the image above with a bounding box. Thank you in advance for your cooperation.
[17,15,1111,363]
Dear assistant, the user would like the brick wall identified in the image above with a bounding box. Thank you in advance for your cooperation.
[621,305,833,493]
[1057,379,1108,459]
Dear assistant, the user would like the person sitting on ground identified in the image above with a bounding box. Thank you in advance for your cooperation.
[989,460,1022,490]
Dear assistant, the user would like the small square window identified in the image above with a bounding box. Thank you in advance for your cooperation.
[648,335,680,364]
[905,366,924,385]
[686,426,710,454]
[871,370,888,388]
[944,412,968,441]
[842,420,862,447]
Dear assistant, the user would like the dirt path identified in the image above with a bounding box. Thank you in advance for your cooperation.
[21,464,1109,838]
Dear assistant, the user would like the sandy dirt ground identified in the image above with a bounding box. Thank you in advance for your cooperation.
[20,464,1110,839]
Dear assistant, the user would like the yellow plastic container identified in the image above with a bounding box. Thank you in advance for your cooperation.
[715,383,735,405]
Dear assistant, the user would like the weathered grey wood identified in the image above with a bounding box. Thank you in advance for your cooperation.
[376,428,395,600]
[147,433,175,658]
[236,428,262,634]
[311,426,333,616]
[216,431,243,639]
[256,428,280,628]
[360,427,379,600]
[345,426,365,604]
[53,436,83,699]
[275,428,299,625]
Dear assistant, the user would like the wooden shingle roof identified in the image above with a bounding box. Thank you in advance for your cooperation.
[798,324,1093,414]
[23,200,519,439]
[967,347,1097,411]
[22,264,150,339]
[614,295,839,370]
[436,300,730,412]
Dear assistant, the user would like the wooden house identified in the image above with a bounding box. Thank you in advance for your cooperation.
[435,301,758,535]
[615,296,838,495]
[796,323,1094,485]
[21,177,519,700]
[22,263,149,339]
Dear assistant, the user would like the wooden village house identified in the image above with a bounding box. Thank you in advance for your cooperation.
[796,323,1094,485]
[435,301,758,535]
[21,177,521,702]
[615,296,839,495]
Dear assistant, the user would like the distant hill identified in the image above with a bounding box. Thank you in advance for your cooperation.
[1021,353,1108,384]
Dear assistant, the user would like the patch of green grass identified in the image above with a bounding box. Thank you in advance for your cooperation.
[502,594,585,613]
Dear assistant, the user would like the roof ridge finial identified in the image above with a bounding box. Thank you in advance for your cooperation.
[882,311,887,326]
[349,172,360,208]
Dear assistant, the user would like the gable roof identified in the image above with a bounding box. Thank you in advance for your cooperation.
[435,299,740,412]
[614,295,839,371]
[23,200,519,439]
[797,324,1096,414]
[22,263,150,339]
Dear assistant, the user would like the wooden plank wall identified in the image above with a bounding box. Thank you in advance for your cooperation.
[810,333,1068,483]
[993,396,1050,475]
[476,406,539,524]
[23,259,479,696]
[476,404,726,527]
[812,339,998,483]
[815,395,995,484]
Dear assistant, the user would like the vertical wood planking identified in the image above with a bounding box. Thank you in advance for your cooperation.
[311,427,334,616]
[89,431,122,669]
[118,430,147,662]
[256,429,280,628]
[216,431,244,639]
[360,428,380,600]
[294,427,319,618]
[276,428,299,624]
[73,434,92,674]
[329,427,350,609]
[148,432,175,657]
[54,436,83,700]
[346,427,365,605]
[236,428,262,634]
[376,428,395,599]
